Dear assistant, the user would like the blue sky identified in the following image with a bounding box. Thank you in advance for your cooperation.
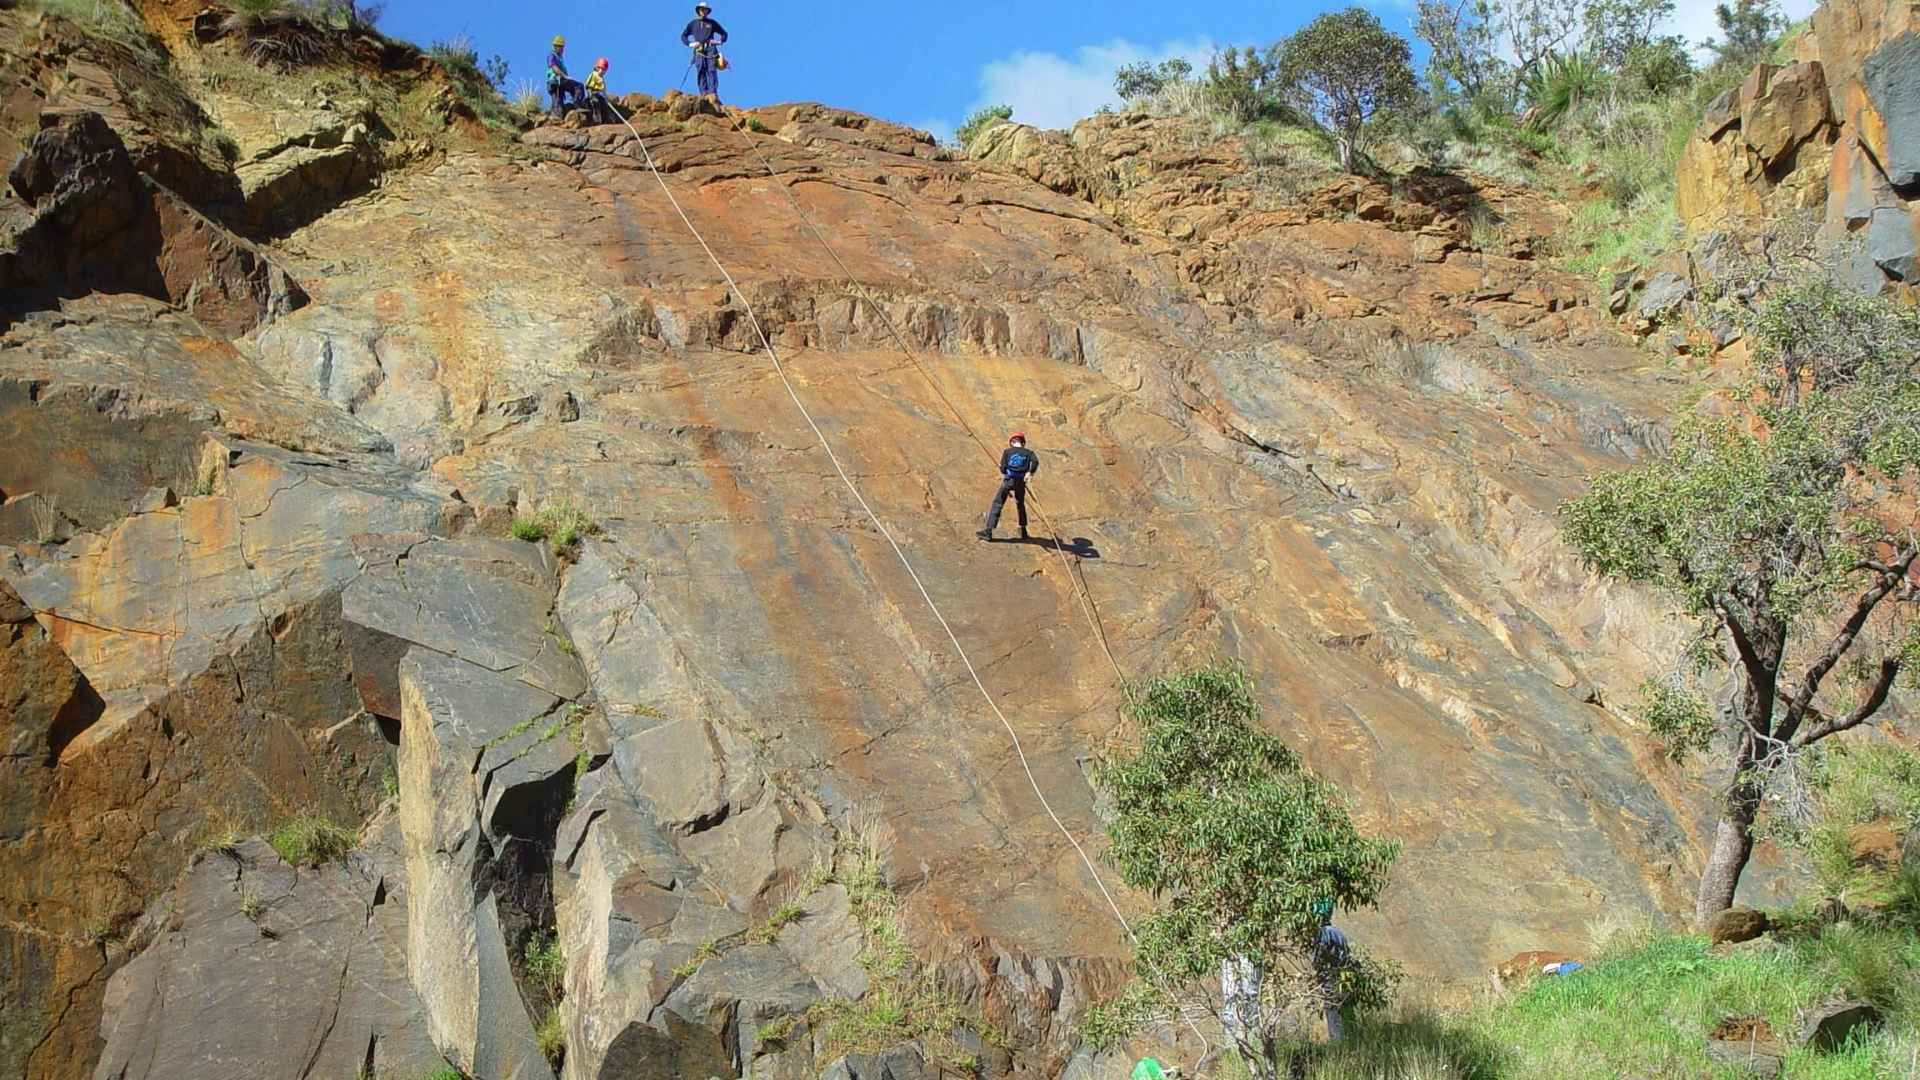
[379,0,1816,142]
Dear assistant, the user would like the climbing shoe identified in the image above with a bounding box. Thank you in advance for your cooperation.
[975,529,993,541]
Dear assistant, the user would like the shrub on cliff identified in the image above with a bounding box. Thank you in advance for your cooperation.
[956,104,1013,150]
[1087,663,1399,1079]
[1563,280,1920,924]
[1274,8,1419,172]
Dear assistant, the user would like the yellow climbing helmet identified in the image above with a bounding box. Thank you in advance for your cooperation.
[551,35,566,48]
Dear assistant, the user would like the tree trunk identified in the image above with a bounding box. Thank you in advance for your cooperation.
[1336,136,1355,173]
[1694,779,1761,924]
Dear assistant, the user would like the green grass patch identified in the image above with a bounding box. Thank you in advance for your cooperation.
[533,1005,564,1069]
[266,814,356,867]
[509,501,598,558]
[22,0,171,70]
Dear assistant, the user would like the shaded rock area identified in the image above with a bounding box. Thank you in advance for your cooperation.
[1675,0,1920,292]
[0,3,1813,1079]
[92,833,444,1080]
[1707,906,1770,945]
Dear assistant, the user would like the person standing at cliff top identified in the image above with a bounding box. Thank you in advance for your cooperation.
[681,3,729,101]
[976,432,1039,541]
[583,57,614,125]
[545,35,584,118]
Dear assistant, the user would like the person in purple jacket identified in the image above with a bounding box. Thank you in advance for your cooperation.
[680,3,729,101]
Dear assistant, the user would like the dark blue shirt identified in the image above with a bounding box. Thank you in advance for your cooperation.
[681,17,728,46]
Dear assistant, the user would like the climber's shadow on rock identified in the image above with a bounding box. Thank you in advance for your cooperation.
[1005,535,1100,559]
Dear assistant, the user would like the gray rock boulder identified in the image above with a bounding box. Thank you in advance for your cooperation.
[1866,205,1919,282]
[1864,31,1920,188]
[1800,1000,1881,1052]
[92,831,444,1080]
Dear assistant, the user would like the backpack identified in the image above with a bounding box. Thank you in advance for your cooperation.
[1003,448,1035,480]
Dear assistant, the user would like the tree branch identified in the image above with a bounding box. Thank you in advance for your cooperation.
[1776,546,1916,742]
[1792,657,1900,746]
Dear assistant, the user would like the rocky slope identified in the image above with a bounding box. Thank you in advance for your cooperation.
[0,4,1782,1078]
[1676,0,1920,293]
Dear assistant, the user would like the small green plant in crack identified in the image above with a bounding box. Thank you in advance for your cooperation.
[524,931,565,1002]
[543,617,577,657]
[82,919,116,946]
[509,501,598,558]
[534,1005,565,1069]
[749,899,807,945]
[801,819,1003,1070]
[238,890,266,921]
[266,814,355,867]
[755,1012,802,1049]
[671,937,724,980]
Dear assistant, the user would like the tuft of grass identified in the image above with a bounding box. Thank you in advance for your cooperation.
[750,899,807,945]
[266,814,356,867]
[238,890,266,921]
[671,937,724,980]
[22,0,172,70]
[509,501,598,557]
[533,1005,565,1069]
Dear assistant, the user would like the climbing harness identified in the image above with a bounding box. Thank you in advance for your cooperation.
[603,98,1136,938]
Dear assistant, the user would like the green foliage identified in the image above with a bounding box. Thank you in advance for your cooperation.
[509,501,598,557]
[22,0,171,70]
[956,104,1013,150]
[1713,0,1786,67]
[1635,680,1717,762]
[267,814,355,867]
[750,900,806,945]
[1206,45,1285,123]
[533,1006,564,1069]
[523,931,565,1003]
[427,33,517,131]
[1095,664,1398,1073]
[1523,51,1606,130]
[1274,8,1419,172]
[1563,280,1920,911]
[1115,57,1195,102]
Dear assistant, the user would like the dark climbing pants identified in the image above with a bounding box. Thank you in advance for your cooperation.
[695,53,720,98]
[549,78,584,115]
[982,479,1027,535]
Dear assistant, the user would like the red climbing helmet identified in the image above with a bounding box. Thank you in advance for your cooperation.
[594,57,610,71]
[1008,431,1026,444]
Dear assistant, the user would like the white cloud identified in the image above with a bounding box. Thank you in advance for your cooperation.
[964,37,1216,133]
[1663,0,1819,57]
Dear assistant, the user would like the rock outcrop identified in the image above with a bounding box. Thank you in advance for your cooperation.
[0,4,1792,1078]
[1675,0,1920,292]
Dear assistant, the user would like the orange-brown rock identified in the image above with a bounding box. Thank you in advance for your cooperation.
[0,6,1796,1078]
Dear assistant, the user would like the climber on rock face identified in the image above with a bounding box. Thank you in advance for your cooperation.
[976,432,1039,542]
[583,57,614,125]
[546,35,584,118]
[681,3,729,102]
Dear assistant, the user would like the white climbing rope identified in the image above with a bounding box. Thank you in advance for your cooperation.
[602,100,1136,939]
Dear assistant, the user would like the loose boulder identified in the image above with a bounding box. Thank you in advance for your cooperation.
[1800,1000,1882,1052]
[1707,906,1770,945]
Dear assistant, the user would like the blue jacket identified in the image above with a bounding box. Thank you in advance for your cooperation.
[681,17,728,47]
[546,50,570,83]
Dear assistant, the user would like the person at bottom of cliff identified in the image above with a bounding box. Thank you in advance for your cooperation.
[582,58,615,125]
[681,3,729,101]
[976,432,1039,541]
[546,35,584,118]
[1312,899,1352,1043]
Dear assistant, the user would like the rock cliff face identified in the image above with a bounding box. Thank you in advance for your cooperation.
[1675,0,1920,292]
[2,5,1752,1078]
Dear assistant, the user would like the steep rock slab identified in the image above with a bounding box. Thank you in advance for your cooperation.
[552,764,824,1080]
[396,648,565,1080]
[3,436,459,738]
[0,300,394,539]
[0,580,107,1080]
[92,833,443,1080]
